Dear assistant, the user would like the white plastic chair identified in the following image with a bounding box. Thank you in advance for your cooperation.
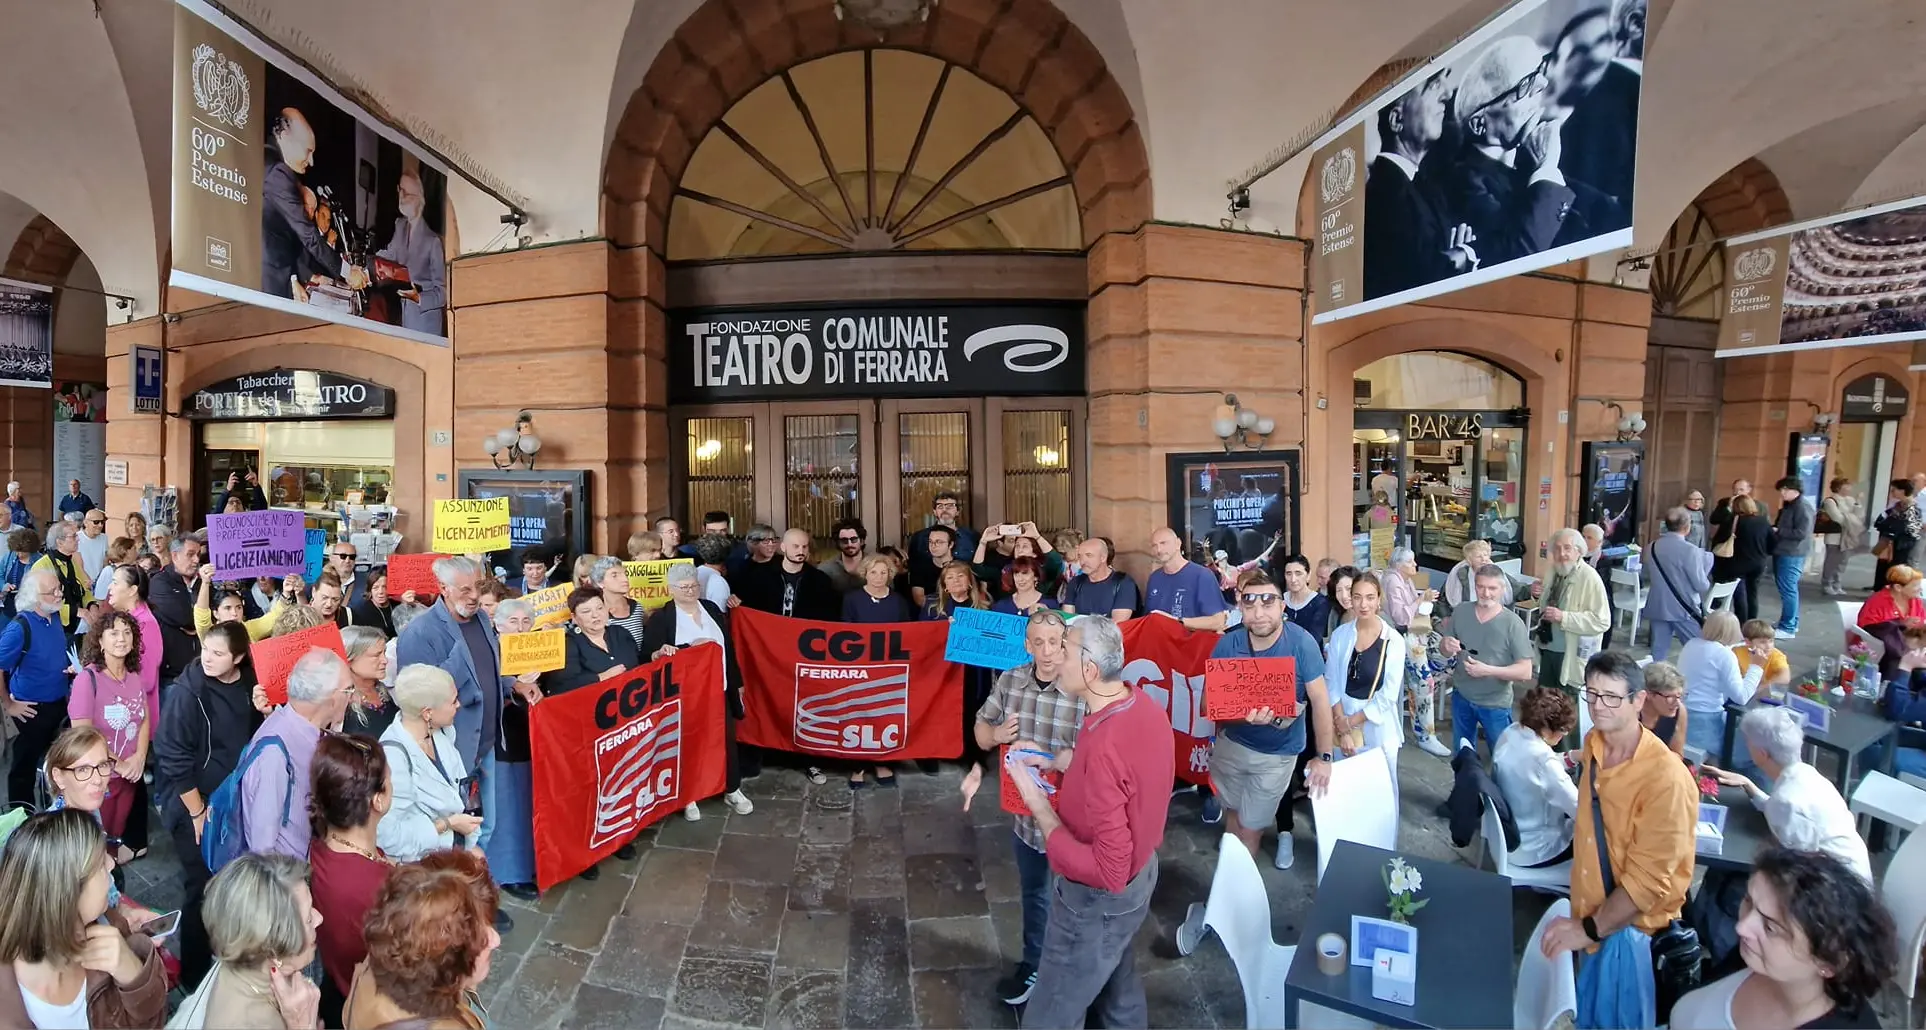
[1195,833,1367,1029]
[1838,600,1887,663]
[1851,770,1926,835]
[1516,899,1578,1030]
[1477,796,1571,895]
[1310,746,1398,882]
[1705,580,1738,612]
[1610,567,1645,646]
[1880,825,1926,1006]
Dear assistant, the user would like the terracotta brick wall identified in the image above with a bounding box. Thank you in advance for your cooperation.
[1718,345,1924,495]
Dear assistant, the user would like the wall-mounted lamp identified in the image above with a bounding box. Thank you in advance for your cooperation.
[1213,393,1276,452]
[1813,412,1838,430]
[483,410,542,470]
[1602,401,1647,442]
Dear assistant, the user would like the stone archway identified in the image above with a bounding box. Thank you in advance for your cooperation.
[3,215,83,283]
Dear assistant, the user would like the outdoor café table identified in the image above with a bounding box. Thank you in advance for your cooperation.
[1281,841,1513,1029]
[1720,690,1896,791]
[1694,784,1776,874]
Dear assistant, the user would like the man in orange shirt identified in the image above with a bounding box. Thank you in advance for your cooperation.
[1542,651,1696,1024]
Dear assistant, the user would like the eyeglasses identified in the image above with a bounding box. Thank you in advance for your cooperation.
[1239,593,1283,608]
[62,760,118,781]
[1582,688,1631,708]
[837,536,863,544]
[1470,52,1554,116]
[85,518,105,526]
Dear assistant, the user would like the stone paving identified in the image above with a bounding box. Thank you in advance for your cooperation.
[47,557,1924,1026]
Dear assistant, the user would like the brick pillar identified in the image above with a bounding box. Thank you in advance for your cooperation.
[103,317,165,535]
[1086,224,1307,572]
[1568,282,1653,526]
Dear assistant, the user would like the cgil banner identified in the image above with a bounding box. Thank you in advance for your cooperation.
[1307,0,1646,323]
[170,1,451,346]
[0,280,54,390]
[734,609,963,761]
[1119,616,1220,787]
[530,644,728,889]
[1718,194,1926,358]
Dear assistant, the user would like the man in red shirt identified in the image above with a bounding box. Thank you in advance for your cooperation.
[1010,615,1174,1028]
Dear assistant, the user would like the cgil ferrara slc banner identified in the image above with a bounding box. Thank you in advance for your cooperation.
[1718,194,1926,359]
[1307,0,1646,323]
[170,0,451,346]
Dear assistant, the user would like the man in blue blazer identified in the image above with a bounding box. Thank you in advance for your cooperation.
[1642,508,1713,661]
[394,556,502,847]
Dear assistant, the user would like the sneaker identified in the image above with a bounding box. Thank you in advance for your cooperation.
[806,767,827,785]
[1774,628,1796,640]
[1201,795,1223,825]
[1174,902,1207,956]
[997,962,1038,1005]
[684,802,702,821]
[1274,837,1295,870]
[724,790,754,815]
[494,908,515,933]
[1415,734,1452,758]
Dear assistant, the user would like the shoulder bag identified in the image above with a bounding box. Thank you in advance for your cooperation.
[1650,551,1706,628]
[1587,758,1704,1022]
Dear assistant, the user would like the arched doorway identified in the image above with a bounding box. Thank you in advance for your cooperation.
[1351,351,1528,571]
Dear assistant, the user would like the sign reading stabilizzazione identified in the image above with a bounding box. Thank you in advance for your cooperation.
[668,304,1085,402]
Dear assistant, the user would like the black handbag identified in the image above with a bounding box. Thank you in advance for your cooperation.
[1588,759,1704,1023]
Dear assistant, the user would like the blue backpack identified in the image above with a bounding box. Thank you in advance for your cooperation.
[200,735,293,873]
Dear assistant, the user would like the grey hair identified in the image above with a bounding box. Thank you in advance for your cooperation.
[1454,35,1546,127]
[1388,546,1416,567]
[390,602,429,635]
[170,533,204,554]
[1550,527,1585,551]
[14,570,53,613]
[149,524,175,538]
[1739,706,1806,769]
[744,524,778,543]
[1580,524,1604,540]
[1474,562,1510,583]
[1461,539,1493,558]
[1664,507,1690,532]
[393,663,457,712]
[284,647,348,705]
[590,555,626,585]
[340,624,386,662]
[1069,615,1126,682]
[46,522,75,546]
[431,555,482,589]
[665,562,700,587]
[204,852,312,967]
[492,598,533,631]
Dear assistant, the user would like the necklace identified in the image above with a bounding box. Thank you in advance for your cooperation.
[327,833,386,863]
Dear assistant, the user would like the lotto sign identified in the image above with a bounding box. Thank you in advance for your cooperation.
[529,644,727,889]
[432,498,511,553]
[734,608,962,761]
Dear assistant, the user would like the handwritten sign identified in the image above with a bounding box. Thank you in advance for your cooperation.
[304,529,329,585]
[999,746,1061,816]
[252,622,348,706]
[432,498,511,553]
[500,629,568,676]
[1203,657,1298,721]
[625,558,692,609]
[943,607,1032,670]
[207,510,307,578]
[385,553,448,598]
[523,583,571,628]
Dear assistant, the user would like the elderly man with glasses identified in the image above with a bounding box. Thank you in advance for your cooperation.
[1443,35,1576,265]
[75,509,110,583]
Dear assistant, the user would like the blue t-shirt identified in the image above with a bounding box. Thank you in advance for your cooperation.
[1063,572,1140,619]
[1210,622,1326,756]
[1145,562,1226,619]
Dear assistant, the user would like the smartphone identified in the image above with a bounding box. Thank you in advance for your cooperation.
[1001,525,1021,537]
[142,910,182,940]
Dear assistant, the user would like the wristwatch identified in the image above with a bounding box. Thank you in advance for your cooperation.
[1582,916,1601,942]
[1316,751,1335,764]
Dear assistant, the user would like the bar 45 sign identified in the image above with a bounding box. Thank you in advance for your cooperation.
[1406,412,1484,441]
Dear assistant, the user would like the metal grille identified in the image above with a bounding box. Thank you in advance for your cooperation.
[1001,410,1072,533]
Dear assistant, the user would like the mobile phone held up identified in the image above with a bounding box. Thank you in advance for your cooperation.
[142,910,183,940]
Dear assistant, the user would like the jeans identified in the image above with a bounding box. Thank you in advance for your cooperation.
[167,816,215,991]
[1646,619,1693,663]
[1013,834,1052,969]
[1773,556,1806,631]
[1685,708,1726,762]
[1897,747,1926,779]
[1023,856,1158,1029]
[474,751,497,854]
[1450,692,1513,755]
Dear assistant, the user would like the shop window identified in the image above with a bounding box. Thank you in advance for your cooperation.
[898,412,970,544]
[785,414,861,561]
[1002,410,1072,532]
[685,417,756,531]
[1354,353,1523,410]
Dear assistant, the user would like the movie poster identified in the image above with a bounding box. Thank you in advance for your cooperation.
[170,0,450,346]
[1167,453,1300,566]
[1309,0,1645,322]
[460,470,589,575]
[1581,440,1642,549]
[1719,195,1926,357]
[0,282,53,389]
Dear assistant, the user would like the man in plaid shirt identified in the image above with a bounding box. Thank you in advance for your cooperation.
[963,609,1084,1007]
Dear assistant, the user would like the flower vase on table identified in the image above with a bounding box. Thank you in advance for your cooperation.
[1383,857,1428,924]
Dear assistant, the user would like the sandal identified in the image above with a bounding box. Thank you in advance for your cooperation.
[874,768,897,788]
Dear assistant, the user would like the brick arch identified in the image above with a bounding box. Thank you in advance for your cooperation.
[1690,157,1792,238]
[3,214,84,284]
[603,0,1151,252]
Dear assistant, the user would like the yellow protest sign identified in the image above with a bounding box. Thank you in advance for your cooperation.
[432,498,511,553]
[626,558,692,609]
[523,583,571,628]
[499,629,567,676]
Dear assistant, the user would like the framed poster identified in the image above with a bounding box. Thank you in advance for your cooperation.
[457,470,590,576]
[1580,440,1644,550]
[1164,450,1302,568]
[1786,433,1828,503]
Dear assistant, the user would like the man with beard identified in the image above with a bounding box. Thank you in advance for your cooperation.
[736,528,839,621]
[262,107,368,299]
[1533,528,1614,746]
[1547,7,1640,226]
[817,517,868,596]
[1445,36,1576,265]
[1364,69,1481,297]
[373,172,445,334]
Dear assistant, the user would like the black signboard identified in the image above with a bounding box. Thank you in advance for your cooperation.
[1839,373,1909,421]
[458,469,591,574]
[187,368,395,421]
[1165,450,1302,568]
[1580,440,1644,550]
[668,303,1086,403]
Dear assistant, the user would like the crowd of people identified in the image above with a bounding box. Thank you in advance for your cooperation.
[0,481,1913,1028]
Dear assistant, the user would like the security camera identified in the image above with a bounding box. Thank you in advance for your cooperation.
[1229,187,1251,215]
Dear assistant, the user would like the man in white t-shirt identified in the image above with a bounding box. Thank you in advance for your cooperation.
[75,508,110,584]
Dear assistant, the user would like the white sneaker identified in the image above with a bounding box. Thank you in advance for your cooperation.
[724,790,753,815]
[1174,902,1207,956]
[1274,837,1295,870]
[683,802,702,821]
[1774,628,1796,640]
[1416,734,1452,758]
[806,767,827,785]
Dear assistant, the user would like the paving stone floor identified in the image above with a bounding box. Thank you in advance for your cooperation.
[39,555,1922,1026]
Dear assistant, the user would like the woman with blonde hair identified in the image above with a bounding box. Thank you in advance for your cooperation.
[377,665,479,863]
[0,808,168,1028]
[338,625,396,739]
[186,851,323,1029]
[1679,610,1759,758]
[626,530,664,562]
[922,561,986,619]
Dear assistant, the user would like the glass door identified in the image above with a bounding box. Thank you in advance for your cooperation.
[879,400,980,550]
[778,401,878,563]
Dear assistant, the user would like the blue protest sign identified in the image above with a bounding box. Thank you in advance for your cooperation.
[944,607,1033,670]
[305,529,329,584]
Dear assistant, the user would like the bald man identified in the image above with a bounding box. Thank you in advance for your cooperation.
[734,527,839,621]
[262,106,368,298]
[1145,527,1227,632]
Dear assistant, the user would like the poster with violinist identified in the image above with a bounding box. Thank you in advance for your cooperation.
[1581,440,1643,550]
[170,0,450,346]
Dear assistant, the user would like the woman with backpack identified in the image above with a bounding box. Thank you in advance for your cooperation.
[153,620,260,992]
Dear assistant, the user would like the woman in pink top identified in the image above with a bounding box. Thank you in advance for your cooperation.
[66,609,150,845]
[103,564,162,857]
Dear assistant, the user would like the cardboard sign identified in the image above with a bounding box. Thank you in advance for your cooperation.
[303,529,329,585]
[206,510,307,578]
[523,583,571,628]
[1203,657,1299,721]
[252,622,348,706]
[385,553,448,598]
[944,607,1033,670]
[998,746,1061,816]
[625,558,692,609]
[500,629,568,676]
[432,497,512,553]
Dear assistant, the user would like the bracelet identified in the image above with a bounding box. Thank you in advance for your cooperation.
[189,806,206,820]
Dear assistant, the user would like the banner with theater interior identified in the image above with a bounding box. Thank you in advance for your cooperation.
[1307,0,1647,323]
[1718,194,1926,358]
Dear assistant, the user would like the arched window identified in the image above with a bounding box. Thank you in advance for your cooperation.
[1354,351,1524,410]
[1651,203,1724,318]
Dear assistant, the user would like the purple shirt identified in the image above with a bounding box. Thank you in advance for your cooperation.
[1144,561,1226,620]
[241,705,322,858]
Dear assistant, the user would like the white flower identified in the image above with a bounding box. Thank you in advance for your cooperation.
[1404,868,1423,894]
[1388,868,1409,893]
